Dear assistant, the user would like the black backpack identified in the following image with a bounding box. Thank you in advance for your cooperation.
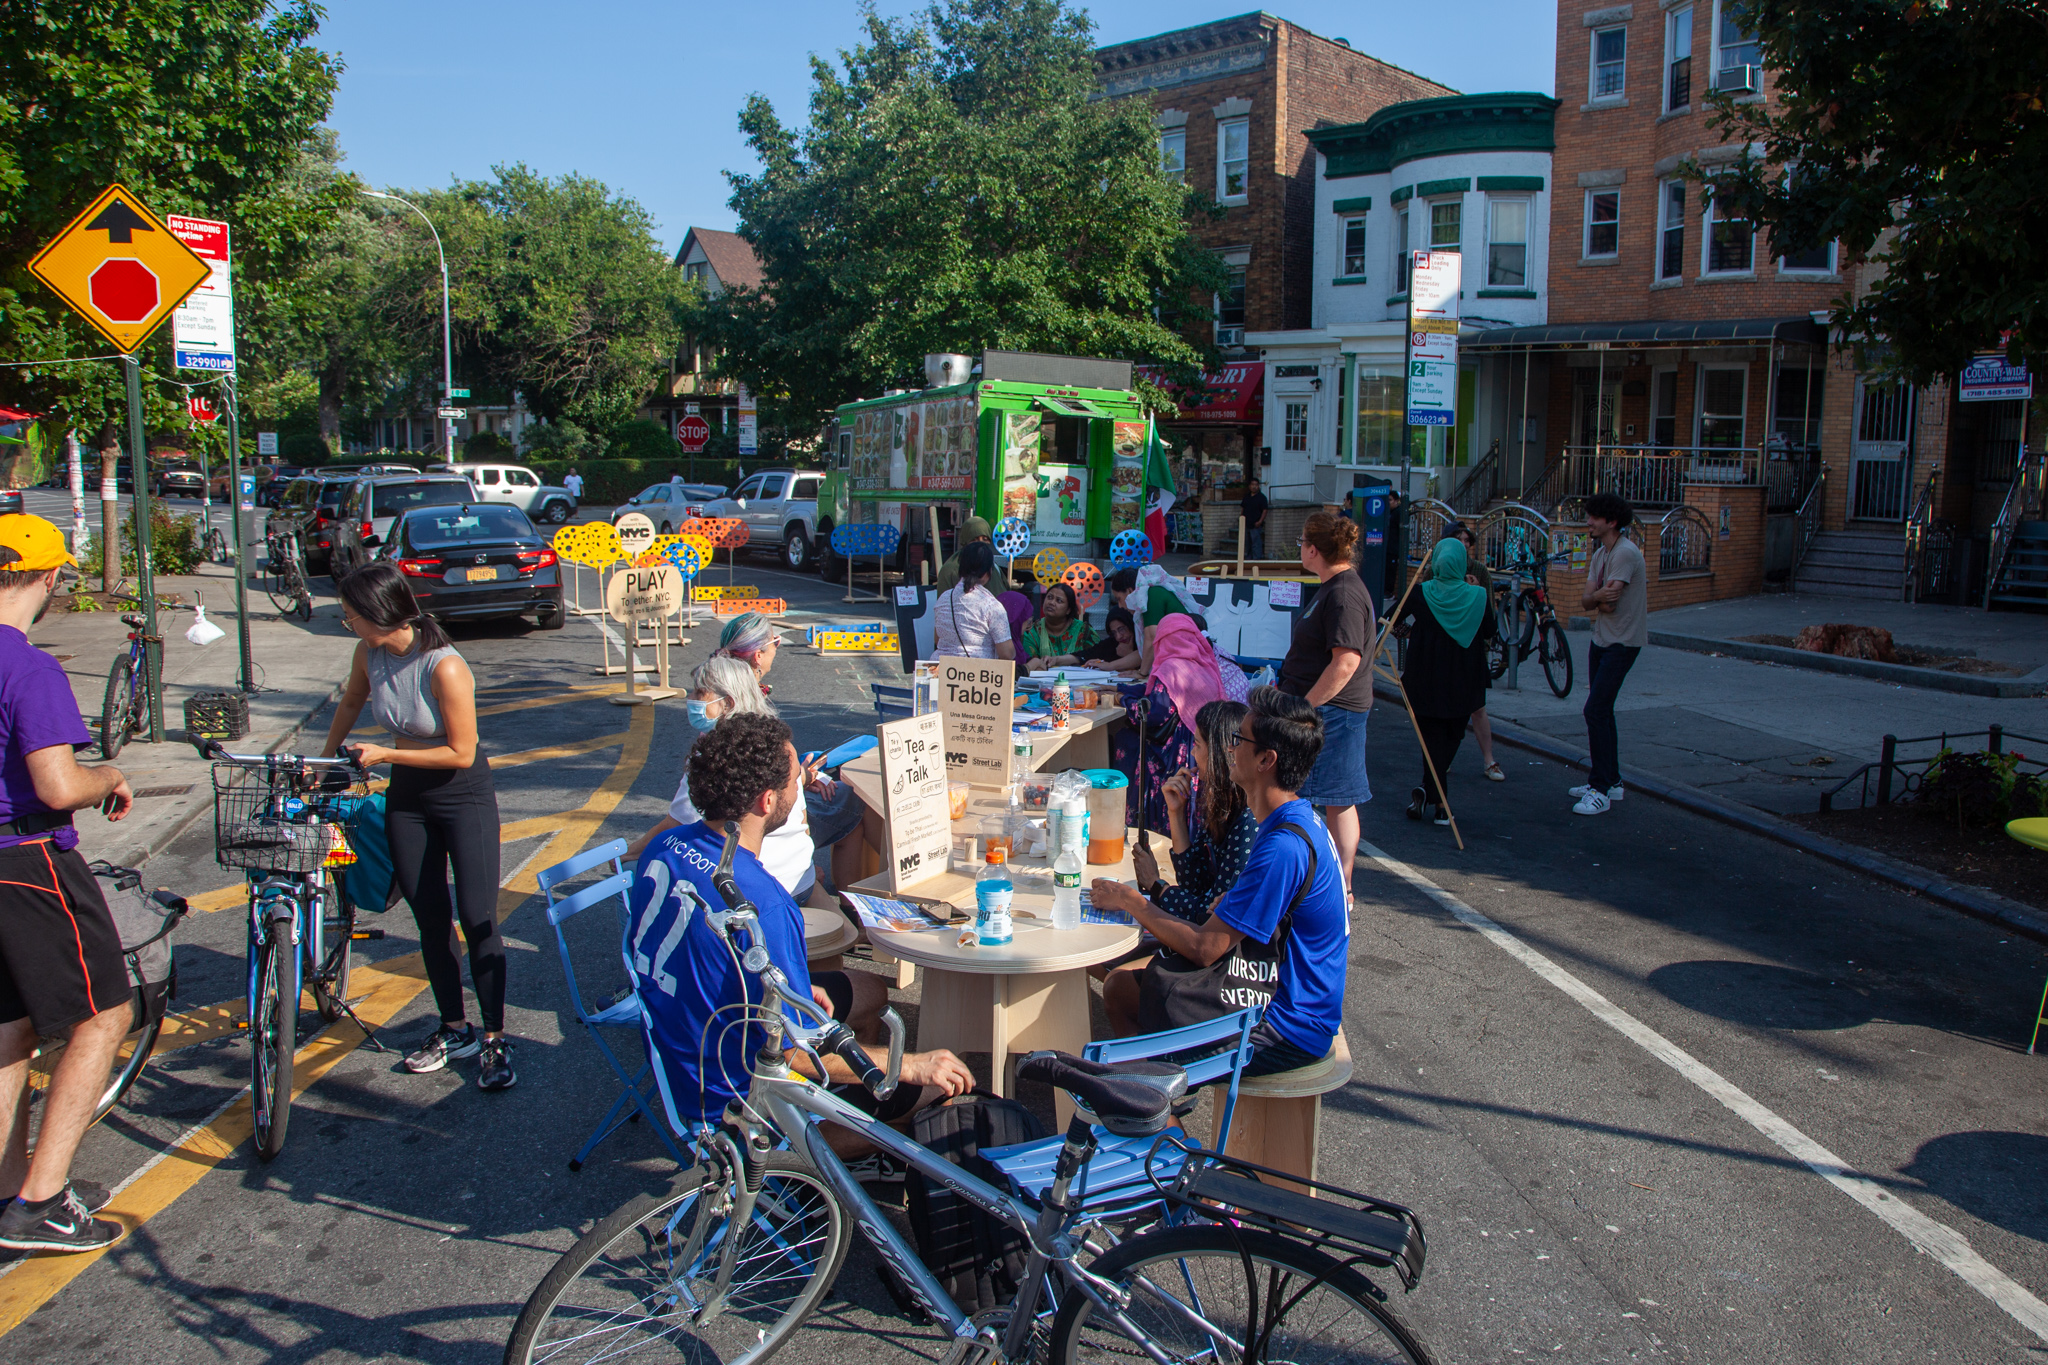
[882,1089,1047,1317]
[1136,823,1318,1034]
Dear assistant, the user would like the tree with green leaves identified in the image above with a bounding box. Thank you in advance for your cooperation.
[1697,0,2048,381]
[696,0,1225,433]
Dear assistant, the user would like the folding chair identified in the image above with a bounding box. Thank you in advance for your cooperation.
[537,839,687,1170]
[873,683,915,722]
[983,1006,1258,1217]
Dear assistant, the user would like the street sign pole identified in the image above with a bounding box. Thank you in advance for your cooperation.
[224,375,254,692]
[122,353,164,743]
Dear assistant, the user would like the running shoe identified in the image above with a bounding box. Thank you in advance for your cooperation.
[1405,787,1426,820]
[0,1185,119,1253]
[1566,782,1624,802]
[477,1037,517,1091]
[404,1023,480,1074]
[1572,790,1612,816]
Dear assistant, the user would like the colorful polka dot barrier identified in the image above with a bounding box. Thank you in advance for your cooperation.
[1032,546,1070,586]
[552,522,622,568]
[662,539,706,577]
[636,534,683,568]
[1109,528,1154,567]
[683,516,750,550]
[1061,560,1105,610]
[829,522,901,557]
[992,516,1033,559]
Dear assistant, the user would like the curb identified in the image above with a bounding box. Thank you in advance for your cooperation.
[1649,629,2048,699]
[1480,707,2048,947]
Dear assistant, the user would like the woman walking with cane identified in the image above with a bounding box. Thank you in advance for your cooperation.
[1396,539,1496,827]
[322,563,513,1089]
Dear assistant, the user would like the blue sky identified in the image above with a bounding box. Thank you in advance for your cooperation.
[317,2,1555,256]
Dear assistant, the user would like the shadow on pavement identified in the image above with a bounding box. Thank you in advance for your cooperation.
[1898,1130,2048,1246]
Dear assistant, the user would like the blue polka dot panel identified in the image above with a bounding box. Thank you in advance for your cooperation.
[1109,528,1154,567]
[993,517,1033,558]
[831,522,901,556]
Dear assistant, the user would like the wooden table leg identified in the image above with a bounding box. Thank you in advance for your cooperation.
[916,968,993,1052]
[1218,1095,1321,1195]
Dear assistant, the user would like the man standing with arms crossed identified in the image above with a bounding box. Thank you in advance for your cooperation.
[1572,493,1646,816]
[1240,477,1269,560]
[0,515,134,1251]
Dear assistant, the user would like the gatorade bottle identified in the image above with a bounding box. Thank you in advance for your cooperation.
[975,849,1014,946]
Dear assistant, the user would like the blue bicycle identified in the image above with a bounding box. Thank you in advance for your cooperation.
[206,743,384,1160]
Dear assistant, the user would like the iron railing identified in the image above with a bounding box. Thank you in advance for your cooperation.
[1658,505,1713,576]
[1984,449,2046,608]
[1764,451,1823,513]
[1901,465,1939,602]
[1449,443,1502,515]
[1403,498,1463,573]
[1786,463,1827,593]
[1819,725,2048,813]
[1475,503,1554,578]
[1526,445,1765,514]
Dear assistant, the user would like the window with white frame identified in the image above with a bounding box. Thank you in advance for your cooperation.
[1591,26,1627,100]
[1217,118,1249,202]
[1340,216,1367,277]
[1159,130,1186,185]
[1696,365,1747,448]
[1283,401,1309,452]
[1585,190,1620,258]
[1775,167,1835,272]
[1658,180,1686,280]
[1487,198,1528,286]
[1664,5,1693,111]
[1429,200,1461,252]
[1394,207,1411,291]
[1713,0,1760,90]
[1703,191,1753,273]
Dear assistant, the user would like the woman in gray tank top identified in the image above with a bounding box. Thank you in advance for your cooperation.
[322,562,514,1091]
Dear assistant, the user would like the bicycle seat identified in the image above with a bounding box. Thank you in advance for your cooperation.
[1018,1052,1187,1137]
[120,613,146,628]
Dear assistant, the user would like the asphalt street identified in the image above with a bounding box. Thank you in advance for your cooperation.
[4,536,2046,1363]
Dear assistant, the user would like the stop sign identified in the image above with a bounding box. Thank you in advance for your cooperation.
[88,258,160,323]
[675,414,711,453]
[188,395,219,424]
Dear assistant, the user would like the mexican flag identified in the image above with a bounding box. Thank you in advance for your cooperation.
[1141,416,1176,558]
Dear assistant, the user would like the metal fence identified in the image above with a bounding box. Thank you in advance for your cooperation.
[1658,505,1713,576]
[1524,445,1766,514]
[1819,726,2048,812]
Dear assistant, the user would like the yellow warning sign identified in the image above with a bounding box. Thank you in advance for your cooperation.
[27,184,212,353]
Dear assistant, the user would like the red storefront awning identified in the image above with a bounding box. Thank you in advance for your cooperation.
[0,408,37,423]
[1138,363,1263,424]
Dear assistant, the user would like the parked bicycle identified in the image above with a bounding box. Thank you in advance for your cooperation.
[203,519,233,566]
[262,529,313,622]
[101,594,190,759]
[504,827,1434,1365]
[206,742,384,1160]
[1487,547,1574,699]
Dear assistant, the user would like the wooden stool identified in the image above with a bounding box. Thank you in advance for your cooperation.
[1213,1031,1353,1193]
[803,906,859,973]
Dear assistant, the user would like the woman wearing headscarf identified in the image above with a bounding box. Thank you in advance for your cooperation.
[1119,614,1224,834]
[1108,563,1203,673]
[1452,523,1505,782]
[933,516,992,594]
[997,591,1035,656]
[1397,538,1497,827]
[1020,581,1094,672]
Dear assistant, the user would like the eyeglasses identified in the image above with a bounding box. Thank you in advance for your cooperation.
[1225,728,1252,749]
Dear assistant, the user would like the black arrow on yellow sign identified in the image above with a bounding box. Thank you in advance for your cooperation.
[84,199,154,243]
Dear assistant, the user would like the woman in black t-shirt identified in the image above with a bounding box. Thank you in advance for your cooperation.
[1275,511,1374,893]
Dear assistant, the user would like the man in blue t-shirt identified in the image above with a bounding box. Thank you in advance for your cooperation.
[632,712,969,1149]
[1092,686,1349,1073]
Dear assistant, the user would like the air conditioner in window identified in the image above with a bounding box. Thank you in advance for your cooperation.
[1215,326,1245,348]
[1712,63,1759,94]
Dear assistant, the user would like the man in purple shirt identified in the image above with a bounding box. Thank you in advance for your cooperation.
[0,515,135,1253]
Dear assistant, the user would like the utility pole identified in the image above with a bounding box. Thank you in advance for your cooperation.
[361,190,455,461]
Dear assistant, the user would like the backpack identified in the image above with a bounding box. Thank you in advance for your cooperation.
[86,860,188,1029]
[1136,823,1319,1034]
[338,793,402,913]
[881,1089,1047,1317]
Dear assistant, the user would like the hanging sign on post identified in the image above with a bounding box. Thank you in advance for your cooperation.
[937,656,1015,788]
[878,712,953,891]
[168,215,235,372]
[26,184,211,354]
[1406,249,1461,427]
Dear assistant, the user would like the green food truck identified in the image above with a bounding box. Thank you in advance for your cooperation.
[817,350,1150,573]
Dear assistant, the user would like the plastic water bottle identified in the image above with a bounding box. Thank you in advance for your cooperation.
[1050,823,1083,931]
[975,849,1014,946]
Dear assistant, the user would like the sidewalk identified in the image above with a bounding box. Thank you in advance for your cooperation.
[29,554,359,869]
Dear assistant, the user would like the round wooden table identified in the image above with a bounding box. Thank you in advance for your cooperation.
[2007,818,2048,854]
[803,906,859,970]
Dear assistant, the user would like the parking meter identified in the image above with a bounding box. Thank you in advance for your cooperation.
[1350,482,1394,603]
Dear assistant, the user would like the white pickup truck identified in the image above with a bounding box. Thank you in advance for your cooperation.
[701,468,828,572]
[428,463,579,524]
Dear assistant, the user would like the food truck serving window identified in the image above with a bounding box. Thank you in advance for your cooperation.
[1035,394,1111,419]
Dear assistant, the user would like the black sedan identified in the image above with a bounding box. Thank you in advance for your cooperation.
[153,460,206,499]
[377,503,564,629]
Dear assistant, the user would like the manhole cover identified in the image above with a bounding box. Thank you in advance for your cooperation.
[132,785,194,799]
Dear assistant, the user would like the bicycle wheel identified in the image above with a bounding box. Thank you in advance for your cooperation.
[1048,1225,1432,1365]
[1539,620,1573,699]
[504,1152,851,1365]
[312,883,354,1024]
[100,652,137,760]
[1514,593,1538,655]
[251,926,299,1161]
[1484,608,1509,681]
[205,527,229,564]
[26,998,163,1133]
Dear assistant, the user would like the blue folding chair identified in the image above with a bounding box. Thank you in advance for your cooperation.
[873,683,915,722]
[537,838,688,1170]
[983,1007,1258,1216]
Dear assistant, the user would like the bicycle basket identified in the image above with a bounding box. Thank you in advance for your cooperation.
[1144,1133,1429,1291]
[211,762,364,874]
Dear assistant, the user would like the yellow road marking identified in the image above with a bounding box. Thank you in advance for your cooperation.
[0,698,658,1340]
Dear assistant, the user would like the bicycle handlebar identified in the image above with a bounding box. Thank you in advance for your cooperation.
[203,740,369,781]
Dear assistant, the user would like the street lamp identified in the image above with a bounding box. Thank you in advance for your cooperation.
[361,189,455,461]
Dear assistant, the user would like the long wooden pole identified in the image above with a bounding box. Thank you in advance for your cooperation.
[1373,657,1464,851]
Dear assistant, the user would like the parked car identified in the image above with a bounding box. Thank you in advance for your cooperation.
[425,462,577,524]
[610,480,728,534]
[266,475,352,575]
[377,503,564,629]
[256,465,307,507]
[700,469,827,571]
[152,459,206,500]
[0,490,22,517]
[327,473,478,578]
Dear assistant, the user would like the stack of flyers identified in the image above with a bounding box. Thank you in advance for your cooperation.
[843,892,952,932]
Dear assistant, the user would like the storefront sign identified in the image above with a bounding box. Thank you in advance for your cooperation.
[1959,354,2032,402]
[936,656,1015,788]
[1034,464,1088,545]
[879,712,954,890]
[1406,250,1461,428]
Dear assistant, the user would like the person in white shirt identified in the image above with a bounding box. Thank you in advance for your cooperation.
[932,542,1016,661]
[561,468,584,500]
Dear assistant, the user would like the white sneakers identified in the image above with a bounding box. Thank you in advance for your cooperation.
[1568,782,1623,816]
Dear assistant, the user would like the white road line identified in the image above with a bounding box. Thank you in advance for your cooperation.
[1359,838,2048,1344]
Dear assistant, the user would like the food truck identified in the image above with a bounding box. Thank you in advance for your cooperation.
[818,350,1149,568]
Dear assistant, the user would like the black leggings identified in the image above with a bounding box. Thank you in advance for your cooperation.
[1416,713,1467,806]
[386,756,505,1033]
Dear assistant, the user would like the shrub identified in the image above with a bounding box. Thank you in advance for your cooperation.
[607,419,677,462]
[1916,748,2048,828]
[521,419,606,463]
[280,432,331,466]
[464,430,515,460]
[79,505,203,578]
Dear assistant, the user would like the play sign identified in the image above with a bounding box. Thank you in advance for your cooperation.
[28,184,211,353]
[675,413,711,452]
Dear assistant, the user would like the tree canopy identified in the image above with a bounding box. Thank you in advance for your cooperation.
[697,0,1225,430]
[1699,0,2048,381]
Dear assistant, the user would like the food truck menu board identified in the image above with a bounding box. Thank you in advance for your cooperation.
[878,712,954,891]
[1002,411,1041,521]
[909,394,976,491]
[849,408,892,490]
[1110,421,1145,533]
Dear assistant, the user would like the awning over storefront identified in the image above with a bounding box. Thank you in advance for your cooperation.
[0,408,36,423]
[1466,317,1827,352]
[1138,362,1264,423]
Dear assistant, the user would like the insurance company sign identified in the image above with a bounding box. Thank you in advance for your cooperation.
[1959,353,2032,402]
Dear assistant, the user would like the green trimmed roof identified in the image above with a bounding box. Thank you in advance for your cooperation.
[1309,92,1558,179]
